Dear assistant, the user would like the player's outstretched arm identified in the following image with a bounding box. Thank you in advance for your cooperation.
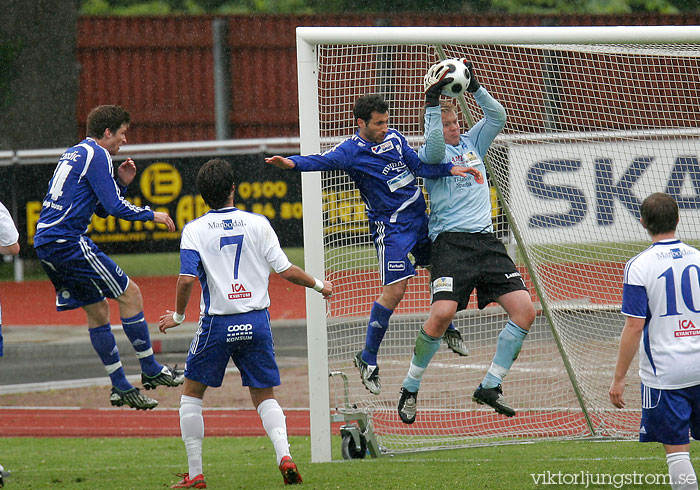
[159,274,196,332]
[153,211,176,232]
[609,316,644,409]
[279,265,333,298]
[265,156,296,170]
[451,165,484,184]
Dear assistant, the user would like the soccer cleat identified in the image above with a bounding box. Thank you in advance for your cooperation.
[397,387,418,424]
[171,473,206,488]
[444,328,469,356]
[0,463,8,488]
[142,364,185,390]
[109,386,158,410]
[472,384,515,417]
[353,351,381,395]
[279,456,303,485]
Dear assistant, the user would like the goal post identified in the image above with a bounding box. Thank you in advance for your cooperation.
[297,25,700,463]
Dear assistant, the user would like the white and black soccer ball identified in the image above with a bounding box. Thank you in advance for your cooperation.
[436,58,471,97]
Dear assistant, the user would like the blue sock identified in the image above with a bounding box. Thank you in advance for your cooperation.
[89,324,132,391]
[362,302,393,365]
[481,320,528,389]
[121,312,162,376]
[402,327,442,393]
[447,322,456,332]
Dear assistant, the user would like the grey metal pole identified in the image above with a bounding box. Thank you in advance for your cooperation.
[212,18,230,140]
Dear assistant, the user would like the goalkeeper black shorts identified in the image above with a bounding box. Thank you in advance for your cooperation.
[429,231,527,311]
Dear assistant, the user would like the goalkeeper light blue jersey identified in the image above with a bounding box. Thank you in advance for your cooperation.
[622,239,700,390]
[419,87,506,240]
[179,207,292,316]
[289,129,455,223]
[34,138,154,247]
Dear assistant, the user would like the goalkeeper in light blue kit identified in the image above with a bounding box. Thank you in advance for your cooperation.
[397,61,536,424]
[266,95,480,395]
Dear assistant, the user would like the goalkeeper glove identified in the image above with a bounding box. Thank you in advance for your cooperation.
[423,63,453,107]
[463,60,481,93]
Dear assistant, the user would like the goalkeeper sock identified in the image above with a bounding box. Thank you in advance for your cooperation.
[402,327,441,392]
[121,312,162,377]
[180,395,204,478]
[258,398,291,465]
[362,302,393,365]
[88,324,131,391]
[482,320,528,389]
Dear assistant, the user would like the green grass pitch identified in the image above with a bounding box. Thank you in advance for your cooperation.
[1,437,697,489]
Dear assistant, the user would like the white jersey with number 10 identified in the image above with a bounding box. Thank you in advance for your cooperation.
[622,239,700,389]
[179,207,292,316]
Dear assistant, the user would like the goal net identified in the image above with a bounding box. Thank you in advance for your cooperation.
[296,26,700,461]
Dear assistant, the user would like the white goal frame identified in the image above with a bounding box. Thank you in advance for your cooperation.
[297,25,700,463]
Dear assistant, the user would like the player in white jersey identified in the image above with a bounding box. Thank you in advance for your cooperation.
[610,193,700,490]
[397,61,535,425]
[0,200,20,358]
[0,199,19,488]
[159,158,332,488]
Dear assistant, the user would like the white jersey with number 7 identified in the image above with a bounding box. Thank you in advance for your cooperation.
[179,207,292,316]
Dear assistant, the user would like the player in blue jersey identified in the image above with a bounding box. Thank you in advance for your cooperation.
[159,158,331,488]
[397,61,536,424]
[610,193,700,490]
[0,200,20,359]
[33,105,184,411]
[265,94,480,395]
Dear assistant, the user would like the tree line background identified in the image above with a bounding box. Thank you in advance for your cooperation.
[82,0,698,14]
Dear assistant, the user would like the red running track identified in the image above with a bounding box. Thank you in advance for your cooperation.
[0,408,317,437]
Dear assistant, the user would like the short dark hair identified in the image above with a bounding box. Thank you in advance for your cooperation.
[196,158,235,209]
[86,105,130,139]
[640,192,678,236]
[353,94,389,123]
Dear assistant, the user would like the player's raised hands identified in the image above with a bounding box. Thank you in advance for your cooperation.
[265,155,296,169]
[153,211,176,232]
[117,158,137,186]
[424,63,453,107]
[450,165,484,184]
[461,60,481,93]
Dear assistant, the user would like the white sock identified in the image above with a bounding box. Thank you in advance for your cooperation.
[257,398,290,465]
[180,395,204,477]
[667,452,698,490]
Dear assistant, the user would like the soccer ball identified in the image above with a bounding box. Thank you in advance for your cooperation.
[437,58,471,97]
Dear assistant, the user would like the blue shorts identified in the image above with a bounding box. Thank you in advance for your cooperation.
[185,309,280,389]
[640,383,700,445]
[34,236,129,311]
[369,213,431,286]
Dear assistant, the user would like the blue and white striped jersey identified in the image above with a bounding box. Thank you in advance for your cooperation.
[290,129,455,223]
[34,138,154,247]
[179,207,292,316]
[622,239,700,389]
[419,87,506,240]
